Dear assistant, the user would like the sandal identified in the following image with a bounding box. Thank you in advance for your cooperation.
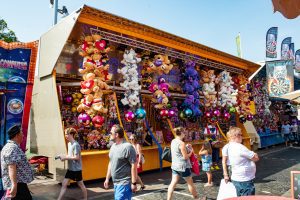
[140,185,146,191]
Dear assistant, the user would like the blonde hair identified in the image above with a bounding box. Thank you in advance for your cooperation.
[174,127,183,136]
[65,127,77,137]
[203,141,212,154]
[129,134,137,143]
[226,127,242,140]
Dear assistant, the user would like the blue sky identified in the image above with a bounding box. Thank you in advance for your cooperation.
[0,0,299,63]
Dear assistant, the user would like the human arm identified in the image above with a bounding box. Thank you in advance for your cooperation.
[180,142,193,160]
[104,162,111,189]
[8,164,17,197]
[131,161,137,192]
[251,153,259,162]
[60,143,80,161]
[222,156,230,183]
[137,144,142,168]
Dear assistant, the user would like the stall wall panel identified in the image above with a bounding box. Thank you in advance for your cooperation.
[30,76,66,179]
[39,12,79,78]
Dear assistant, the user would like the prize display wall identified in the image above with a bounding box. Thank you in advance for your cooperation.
[31,5,261,181]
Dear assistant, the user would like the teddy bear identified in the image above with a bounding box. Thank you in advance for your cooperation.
[79,36,94,57]
[79,59,96,74]
[152,90,168,109]
[217,71,237,108]
[201,69,217,108]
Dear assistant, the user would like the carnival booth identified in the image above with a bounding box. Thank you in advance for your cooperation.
[29,5,260,181]
[250,64,298,148]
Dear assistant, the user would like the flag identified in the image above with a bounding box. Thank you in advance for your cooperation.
[281,37,292,60]
[236,33,242,58]
[266,27,278,58]
[288,43,295,61]
[295,49,300,73]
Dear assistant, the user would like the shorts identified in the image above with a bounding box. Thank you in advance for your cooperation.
[114,183,132,200]
[232,179,255,196]
[65,170,83,181]
[283,134,290,142]
[172,168,191,178]
[202,162,212,172]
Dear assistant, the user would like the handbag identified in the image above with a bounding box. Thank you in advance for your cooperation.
[141,154,145,164]
[190,152,200,175]
[161,147,172,162]
[217,179,237,200]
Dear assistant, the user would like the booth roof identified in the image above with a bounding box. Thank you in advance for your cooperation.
[38,4,260,78]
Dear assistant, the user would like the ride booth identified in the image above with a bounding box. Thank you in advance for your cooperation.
[29,5,260,181]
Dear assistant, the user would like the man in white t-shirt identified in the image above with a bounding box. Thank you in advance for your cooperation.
[281,121,291,146]
[222,127,259,197]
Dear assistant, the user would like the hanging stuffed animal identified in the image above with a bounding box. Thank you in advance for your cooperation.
[118,49,142,109]
[216,71,237,108]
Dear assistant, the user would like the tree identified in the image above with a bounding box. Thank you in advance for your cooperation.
[0,18,18,43]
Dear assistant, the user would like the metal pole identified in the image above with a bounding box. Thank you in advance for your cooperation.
[53,0,58,25]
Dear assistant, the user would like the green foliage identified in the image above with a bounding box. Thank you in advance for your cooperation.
[0,18,18,43]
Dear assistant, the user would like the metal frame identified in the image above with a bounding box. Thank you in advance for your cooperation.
[90,27,244,74]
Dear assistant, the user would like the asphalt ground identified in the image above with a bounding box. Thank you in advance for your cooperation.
[29,145,299,200]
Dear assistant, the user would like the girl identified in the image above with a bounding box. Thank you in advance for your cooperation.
[167,127,200,200]
[129,134,145,191]
[199,141,213,187]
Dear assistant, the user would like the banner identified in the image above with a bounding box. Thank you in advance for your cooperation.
[0,41,38,150]
[281,37,292,60]
[236,33,242,58]
[295,50,300,72]
[266,27,278,58]
[289,43,295,61]
[266,60,294,97]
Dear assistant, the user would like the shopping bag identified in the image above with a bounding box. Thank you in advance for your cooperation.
[161,147,172,162]
[190,152,200,175]
[217,179,237,200]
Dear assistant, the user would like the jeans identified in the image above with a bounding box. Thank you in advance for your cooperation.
[232,179,255,196]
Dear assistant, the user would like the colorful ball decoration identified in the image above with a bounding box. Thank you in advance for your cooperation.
[168,109,176,118]
[71,107,77,113]
[246,114,254,121]
[205,111,212,118]
[213,109,221,117]
[179,111,186,120]
[229,107,236,113]
[239,115,246,123]
[64,95,73,104]
[224,112,231,121]
[160,109,169,119]
[78,113,91,126]
[125,111,135,122]
[135,108,146,119]
[184,108,193,118]
[92,115,105,127]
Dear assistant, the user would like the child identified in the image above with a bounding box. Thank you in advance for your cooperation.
[199,141,213,187]
[57,128,87,200]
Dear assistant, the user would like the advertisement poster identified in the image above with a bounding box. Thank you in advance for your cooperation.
[0,41,38,150]
[266,60,294,97]
[294,49,300,79]
[266,27,278,58]
[281,37,292,60]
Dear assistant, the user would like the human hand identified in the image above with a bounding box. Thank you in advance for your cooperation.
[137,163,141,168]
[9,184,17,198]
[131,184,137,192]
[104,179,109,189]
[224,174,230,183]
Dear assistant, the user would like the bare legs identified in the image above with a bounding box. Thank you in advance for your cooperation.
[167,174,199,200]
[206,172,212,184]
[137,175,145,189]
[57,179,87,200]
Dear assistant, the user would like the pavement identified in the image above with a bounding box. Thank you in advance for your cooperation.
[28,144,300,200]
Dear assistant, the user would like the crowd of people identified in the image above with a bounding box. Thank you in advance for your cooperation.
[0,124,262,200]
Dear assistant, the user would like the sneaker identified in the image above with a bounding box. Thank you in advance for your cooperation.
[214,165,220,170]
[204,182,213,187]
[210,166,215,171]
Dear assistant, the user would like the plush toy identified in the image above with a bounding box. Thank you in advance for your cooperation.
[201,69,217,108]
[181,61,202,118]
[217,71,237,108]
[78,34,111,125]
[152,90,169,109]
[118,49,142,109]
